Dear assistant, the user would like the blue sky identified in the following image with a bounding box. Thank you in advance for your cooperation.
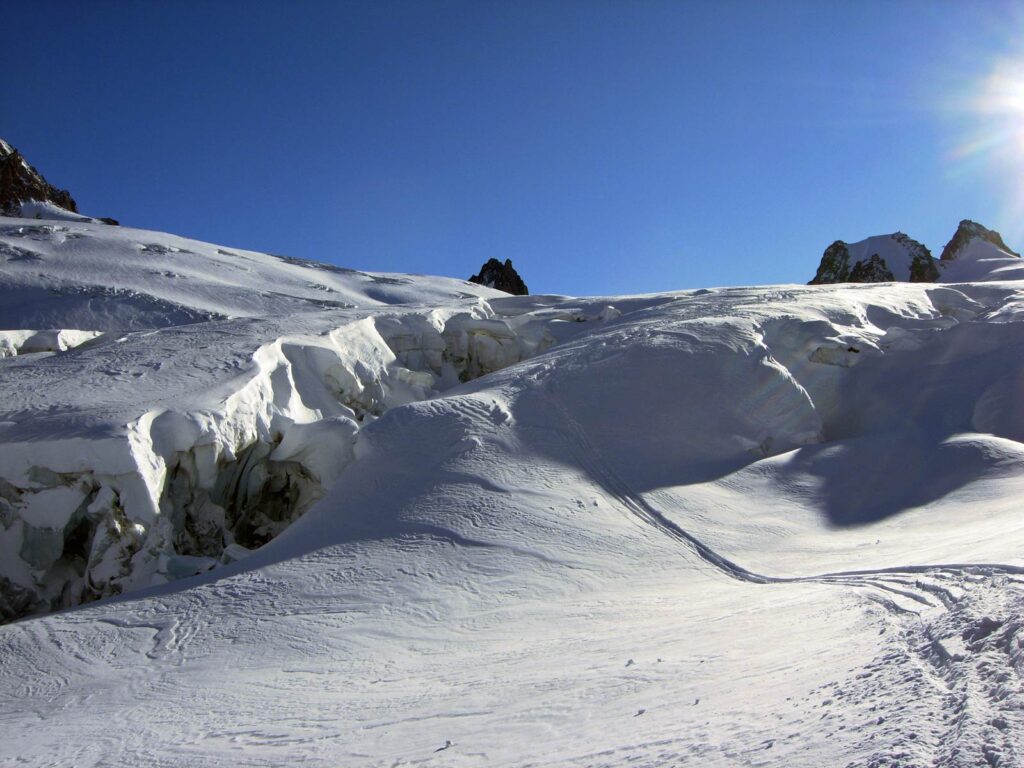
[5,1,1024,295]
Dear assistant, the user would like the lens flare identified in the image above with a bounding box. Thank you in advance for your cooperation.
[947,49,1024,246]
[952,57,1024,165]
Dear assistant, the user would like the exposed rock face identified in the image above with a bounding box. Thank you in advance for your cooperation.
[810,232,936,284]
[0,138,78,216]
[894,232,939,283]
[847,254,894,283]
[469,258,529,295]
[810,241,853,284]
[940,220,1020,261]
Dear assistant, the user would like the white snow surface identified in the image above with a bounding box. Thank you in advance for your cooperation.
[940,237,1024,283]
[2,215,1024,766]
[841,231,1022,284]
[844,233,924,281]
[0,216,505,330]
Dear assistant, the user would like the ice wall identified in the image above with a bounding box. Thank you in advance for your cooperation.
[0,304,557,621]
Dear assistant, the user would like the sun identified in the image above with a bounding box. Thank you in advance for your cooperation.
[952,57,1024,166]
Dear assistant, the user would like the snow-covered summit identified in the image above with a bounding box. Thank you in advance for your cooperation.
[809,231,937,284]
[934,219,1024,283]
[811,222,1022,284]
[940,219,1020,262]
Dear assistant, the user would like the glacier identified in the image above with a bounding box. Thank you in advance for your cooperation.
[1,214,1023,766]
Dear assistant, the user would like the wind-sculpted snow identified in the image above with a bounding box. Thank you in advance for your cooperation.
[0,296,598,620]
[3,219,1024,766]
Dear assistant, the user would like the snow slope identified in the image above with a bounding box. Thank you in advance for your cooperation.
[2,216,1024,767]
[0,217,505,330]
[845,233,929,281]
[939,236,1024,283]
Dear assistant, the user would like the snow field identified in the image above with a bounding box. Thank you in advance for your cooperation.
[2,216,1024,765]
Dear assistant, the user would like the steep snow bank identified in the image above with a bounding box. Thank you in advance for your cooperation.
[0,298,581,620]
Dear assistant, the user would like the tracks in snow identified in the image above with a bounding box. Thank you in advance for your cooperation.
[545,391,1024,588]
[545,391,1024,766]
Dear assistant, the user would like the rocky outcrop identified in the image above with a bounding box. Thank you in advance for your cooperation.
[810,232,937,284]
[469,258,529,295]
[894,232,939,282]
[0,138,78,216]
[809,241,853,284]
[940,220,1020,261]
[847,254,894,282]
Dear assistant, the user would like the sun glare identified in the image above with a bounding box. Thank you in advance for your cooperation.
[947,50,1024,244]
[978,58,1024,114]
[953,57,1024,164]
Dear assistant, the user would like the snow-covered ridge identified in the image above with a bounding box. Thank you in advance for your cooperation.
[810,232,937,284]
[5,208,1024,625]
[810,221,1023,285]
[0,217,508,331]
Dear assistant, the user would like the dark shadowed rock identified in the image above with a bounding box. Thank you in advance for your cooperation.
[893,232,939,283]
[468,258,529,295]
[0,138,78,216]
[0,138,118,225]
[940,220,1019,261]
[809,241,852,284]
[847,254,894,282]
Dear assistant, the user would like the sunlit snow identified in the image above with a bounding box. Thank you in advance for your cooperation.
[1,214,1022,767]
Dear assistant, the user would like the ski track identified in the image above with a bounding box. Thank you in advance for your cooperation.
[546,389,1024,767]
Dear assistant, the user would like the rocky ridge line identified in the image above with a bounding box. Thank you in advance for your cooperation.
[810,222,1018,285]
[0,137,117,224]
[940,219,1020,262]
[0,138,78,216]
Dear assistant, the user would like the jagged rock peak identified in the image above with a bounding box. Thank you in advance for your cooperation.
[940,219,1020,261]
[468,258,529,295]
[0,138,78,216]
[809,240,852,284]
[809,232,935,285]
